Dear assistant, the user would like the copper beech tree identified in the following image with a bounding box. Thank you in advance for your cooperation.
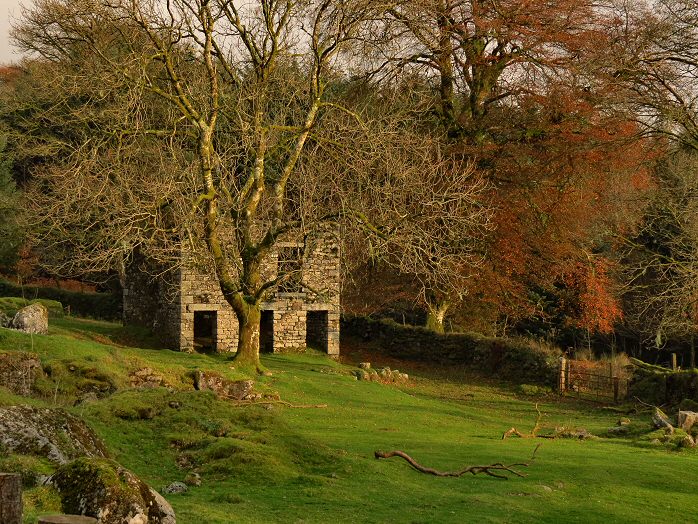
[362,0,653,334]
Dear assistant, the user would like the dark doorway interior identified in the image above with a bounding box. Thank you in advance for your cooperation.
[306,310,328,352]
[194,311,217,353]
[260,310,274,353]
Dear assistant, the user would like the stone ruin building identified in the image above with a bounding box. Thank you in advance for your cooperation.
[122,227,340,356]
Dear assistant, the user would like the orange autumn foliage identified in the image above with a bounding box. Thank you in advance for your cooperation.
[563,258,624,334]
[459,87,656,330]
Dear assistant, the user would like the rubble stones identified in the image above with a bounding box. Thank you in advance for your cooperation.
[193,371,256,400]
[183,472,201,487]
[129,368,165,389]
[679,434,696,448]
[162,481,188,495]
[352,365,409,384]
[652,407,674,432]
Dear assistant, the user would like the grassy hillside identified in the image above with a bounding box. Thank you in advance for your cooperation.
[1,317,697,523]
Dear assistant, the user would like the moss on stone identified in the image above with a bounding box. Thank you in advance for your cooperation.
[53,457,175,524]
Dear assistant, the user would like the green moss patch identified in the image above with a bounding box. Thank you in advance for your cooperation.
[0,297,63,318]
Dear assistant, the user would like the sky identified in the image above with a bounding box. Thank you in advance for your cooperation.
[1,0,27,65]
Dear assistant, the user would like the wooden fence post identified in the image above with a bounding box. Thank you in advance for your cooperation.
[613,376,620,403]
[672,353,677,371]
[559,357,567,394]
[0,473,22,524]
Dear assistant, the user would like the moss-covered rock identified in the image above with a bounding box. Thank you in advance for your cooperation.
[0,297,64,319]
[52,457,176,524]
[0,406,108,464]
[193,371,256,400]
[0,453,53,487]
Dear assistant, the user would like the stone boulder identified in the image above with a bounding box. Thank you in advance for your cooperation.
[162,481,188,495]
[0,406,108,464]
[678,411,698,433]
[0,351,44,396]
[52,457,175,524]
[652,407,674,433]
[11,303,49,334]
[193,371,257,401]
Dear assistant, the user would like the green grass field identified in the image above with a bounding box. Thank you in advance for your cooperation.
[1,317,697,523]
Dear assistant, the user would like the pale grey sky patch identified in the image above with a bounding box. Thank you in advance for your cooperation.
[1,0,28,65]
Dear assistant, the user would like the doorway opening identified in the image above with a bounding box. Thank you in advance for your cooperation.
[260,310,274,353]
[194,311,217,353]
[306,310,329,352]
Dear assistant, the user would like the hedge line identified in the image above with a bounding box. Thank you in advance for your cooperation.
[0,297,64,318]
[0,280,121,320]
[341,315,561,387]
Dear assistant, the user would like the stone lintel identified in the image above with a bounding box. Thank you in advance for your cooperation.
[187,303,222,312]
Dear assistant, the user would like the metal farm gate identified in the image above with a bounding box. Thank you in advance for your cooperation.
[558,357,629,403]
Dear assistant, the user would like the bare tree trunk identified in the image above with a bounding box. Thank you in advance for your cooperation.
[233,303,262,371]
[426,300,450,334]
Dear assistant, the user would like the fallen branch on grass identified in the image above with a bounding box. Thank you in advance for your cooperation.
[374,445,540,479]
[502,404,596,440]
[230,399,328,409]
[502,404,554,439]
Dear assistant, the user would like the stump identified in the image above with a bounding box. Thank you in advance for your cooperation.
[38,516,98,524]
[0,473,22,524]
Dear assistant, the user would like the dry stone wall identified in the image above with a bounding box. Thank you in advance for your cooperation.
[341,315,560,386]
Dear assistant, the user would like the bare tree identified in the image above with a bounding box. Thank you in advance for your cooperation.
[371,0,604,139]
[11,0,389,371]
[295,83,492,332]
[604,0,698,147]
[620,150,698,367]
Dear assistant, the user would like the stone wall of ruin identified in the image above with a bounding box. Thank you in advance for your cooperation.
[123,225,341,355]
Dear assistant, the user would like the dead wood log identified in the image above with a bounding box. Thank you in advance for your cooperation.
[230,399,328,409]
[374,445,540,480]
[502,403,554,439]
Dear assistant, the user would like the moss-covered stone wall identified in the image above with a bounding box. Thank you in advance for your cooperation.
[341,315,560,386]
